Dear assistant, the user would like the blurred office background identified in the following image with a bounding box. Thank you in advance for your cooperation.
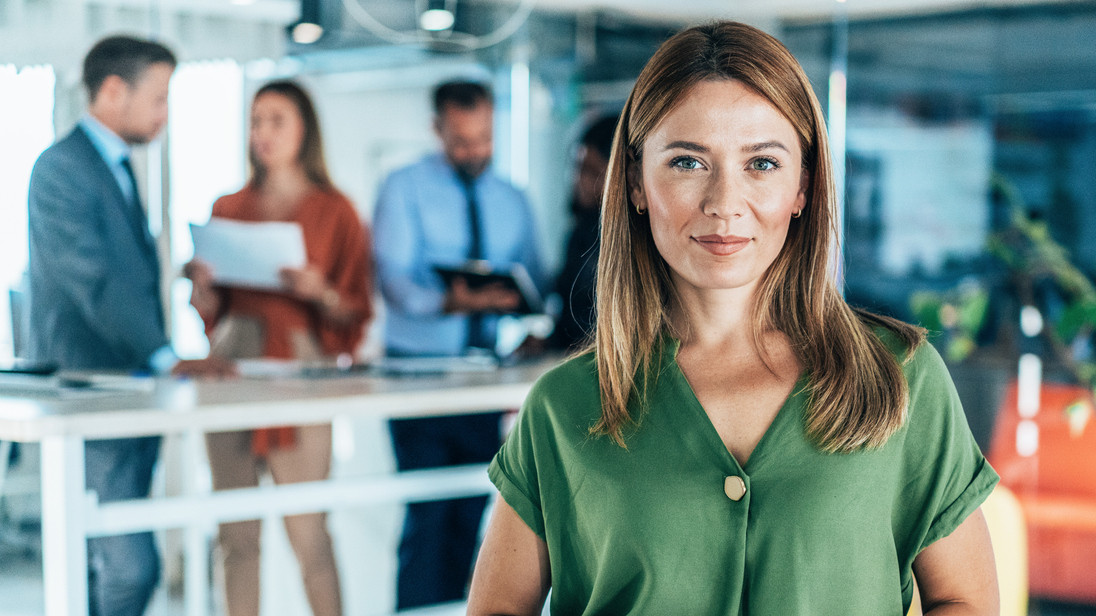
[2,0,1096,614]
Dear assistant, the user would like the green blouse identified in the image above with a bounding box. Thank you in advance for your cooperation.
[489,330,999,615]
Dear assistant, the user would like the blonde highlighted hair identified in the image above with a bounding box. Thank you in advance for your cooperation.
[593,21,924,453]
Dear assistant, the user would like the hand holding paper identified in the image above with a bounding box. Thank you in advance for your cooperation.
[183,258,222,322]
[279,265,328,303]
[190,218,307,290]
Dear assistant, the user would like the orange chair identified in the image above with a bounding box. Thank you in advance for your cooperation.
[987,381,1096,604]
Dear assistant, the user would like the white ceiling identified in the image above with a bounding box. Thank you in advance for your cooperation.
[497,0,1069,23]
[0,0,1074,71]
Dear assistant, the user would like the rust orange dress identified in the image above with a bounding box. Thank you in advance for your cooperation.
[205,184,374,455]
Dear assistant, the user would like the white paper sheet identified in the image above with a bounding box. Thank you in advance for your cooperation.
[190,218,306,290]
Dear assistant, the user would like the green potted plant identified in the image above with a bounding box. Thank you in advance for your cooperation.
[910,175,1096,445]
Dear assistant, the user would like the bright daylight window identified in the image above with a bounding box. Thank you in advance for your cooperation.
[0,64,55,360]
[167,60,246,359]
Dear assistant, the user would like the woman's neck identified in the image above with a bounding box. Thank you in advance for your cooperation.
[672,282,757,350]
[262,164,312,193]
[257,165,313,219]
[672,283,798,379]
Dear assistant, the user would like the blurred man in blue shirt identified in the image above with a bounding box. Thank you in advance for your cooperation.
[372,80,545,609]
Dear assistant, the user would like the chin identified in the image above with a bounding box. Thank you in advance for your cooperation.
[675,269,757,294]
[457,161,489,178]
[122,129,160,145]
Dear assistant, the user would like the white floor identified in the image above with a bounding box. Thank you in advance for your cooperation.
[0,413,481,616]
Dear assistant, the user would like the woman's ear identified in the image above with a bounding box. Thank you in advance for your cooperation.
[627,160,648,214]
[795,168,809,212]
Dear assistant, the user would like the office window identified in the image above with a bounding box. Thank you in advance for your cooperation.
[0,64,55,359]
[167,59,246,359]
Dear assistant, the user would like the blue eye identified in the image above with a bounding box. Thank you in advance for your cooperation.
[750,158,779,172]
[671,156,702,170]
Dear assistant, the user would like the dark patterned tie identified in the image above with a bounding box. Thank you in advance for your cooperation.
[460,174,490,351]
[120,156,165,331]
[120,156,157,255]
[119,156,142,213]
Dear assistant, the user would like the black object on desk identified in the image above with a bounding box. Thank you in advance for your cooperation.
[0,359,57,376]
[433,260,543,314]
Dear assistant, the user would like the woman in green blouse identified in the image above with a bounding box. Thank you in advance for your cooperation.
[468,20,999,615]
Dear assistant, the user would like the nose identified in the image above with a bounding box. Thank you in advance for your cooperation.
[701,168,746,219]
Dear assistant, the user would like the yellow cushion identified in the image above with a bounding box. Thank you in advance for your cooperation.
[983,484,1028,616]
[907,484,1028,616]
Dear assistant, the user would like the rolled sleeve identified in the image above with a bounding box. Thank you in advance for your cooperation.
[900,342,1001,557]
[489,451,546,540]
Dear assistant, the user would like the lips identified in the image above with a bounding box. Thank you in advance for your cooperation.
[693,234,750,256]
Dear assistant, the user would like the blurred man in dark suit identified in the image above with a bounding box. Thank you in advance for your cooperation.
[27,34,232,616]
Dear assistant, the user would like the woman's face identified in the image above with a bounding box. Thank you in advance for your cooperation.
[630,79,807,299]
[250,92,305,170]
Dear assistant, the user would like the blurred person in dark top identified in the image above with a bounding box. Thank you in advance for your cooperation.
[550,113,619,351]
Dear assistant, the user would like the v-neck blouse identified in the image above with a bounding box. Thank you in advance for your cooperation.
[488,330,998,615]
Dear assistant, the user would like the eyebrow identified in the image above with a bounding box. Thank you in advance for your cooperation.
[662,140,709,153]
[661,139,791,154]
[742,140,790,154]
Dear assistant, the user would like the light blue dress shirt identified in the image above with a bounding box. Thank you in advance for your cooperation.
[373,153,546,356]
[80,115,178,374]
[80,114,138,204]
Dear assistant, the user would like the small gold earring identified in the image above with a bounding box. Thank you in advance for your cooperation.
[635,205,647,215]
[791,209,802,219]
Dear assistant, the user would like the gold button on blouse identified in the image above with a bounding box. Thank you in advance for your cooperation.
[724,475,747,501]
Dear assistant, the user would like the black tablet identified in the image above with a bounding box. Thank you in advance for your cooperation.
[433,260,544,314]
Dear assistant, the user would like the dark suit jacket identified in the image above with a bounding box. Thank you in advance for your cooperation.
[27,124,167,370]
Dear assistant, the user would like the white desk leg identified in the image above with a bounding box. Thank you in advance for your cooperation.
[41,434,89,616]
[185,525,208,616]
[183,429,210,616]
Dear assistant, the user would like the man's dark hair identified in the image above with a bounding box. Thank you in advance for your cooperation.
[433,80,492,114]
[581,113,620,161]
[82,35,177,101]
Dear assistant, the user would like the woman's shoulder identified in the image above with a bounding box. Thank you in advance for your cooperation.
[851,311,953,401]
[862,320,944,379]
[509,351,603,452]
[211,186,253,217]
[530,351,599,397]
[299,187,362,227]
[524,351,601,416]
[854,309,923,355]
[314,187,358,215]
[861,317,961,436]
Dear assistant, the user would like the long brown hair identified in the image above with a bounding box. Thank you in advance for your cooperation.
[594,21,924,452]
[248,80,333,189]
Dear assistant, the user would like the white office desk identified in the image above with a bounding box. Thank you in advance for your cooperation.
[0,358,557,616]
